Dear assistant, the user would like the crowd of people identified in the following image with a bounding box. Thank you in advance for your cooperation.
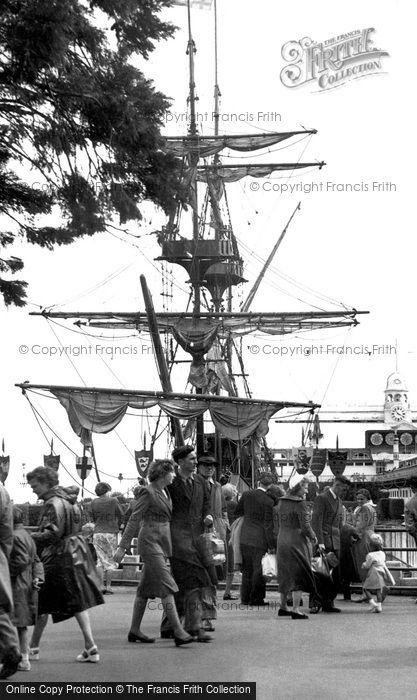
[2,454,414,679]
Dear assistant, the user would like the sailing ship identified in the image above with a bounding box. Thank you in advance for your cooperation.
[16,0,368,488]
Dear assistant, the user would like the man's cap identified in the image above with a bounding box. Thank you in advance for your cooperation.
[197,453,218,466]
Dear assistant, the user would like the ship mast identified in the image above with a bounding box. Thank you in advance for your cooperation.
[186,0,205,453]
[23,2,369,485]
[186,0,201,316]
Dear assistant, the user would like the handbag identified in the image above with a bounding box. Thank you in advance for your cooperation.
[261,553,277,580]
[311,551,331,578]
[196,529,226,567]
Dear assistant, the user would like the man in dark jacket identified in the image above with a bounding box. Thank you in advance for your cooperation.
[161,445,215,641]
[0,483,21,678]
[234,473,275,606]
[310,475,351,613]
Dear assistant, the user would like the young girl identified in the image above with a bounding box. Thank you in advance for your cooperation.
[10,506,44,671]
[361,534,395,613]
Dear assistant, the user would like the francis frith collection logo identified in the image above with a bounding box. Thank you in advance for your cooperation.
[280,28,389,91]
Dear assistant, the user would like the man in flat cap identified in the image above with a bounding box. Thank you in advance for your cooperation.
[196,453,232,628]
[310,475,351,613]
[161,445,215,642]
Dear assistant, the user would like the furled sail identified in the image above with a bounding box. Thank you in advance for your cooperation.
[42,310,364,337]
[163,130,316,158]
[17,383,318,443]
[196,162,325,183]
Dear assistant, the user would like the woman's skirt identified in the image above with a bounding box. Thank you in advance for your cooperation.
[277,532,316,593]
[352,532,373,582]
[138,554,178,599]
[39,535,104,623]
[93,532,118,571]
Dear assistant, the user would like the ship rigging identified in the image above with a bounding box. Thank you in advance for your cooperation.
[17,0,368,487]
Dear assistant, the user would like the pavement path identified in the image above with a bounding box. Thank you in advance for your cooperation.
[3,588,417,699]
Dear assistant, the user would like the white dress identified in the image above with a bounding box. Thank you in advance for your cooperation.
[362,550,395,590]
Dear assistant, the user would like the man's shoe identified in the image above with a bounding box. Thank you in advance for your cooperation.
[223,594,238,600]
[17,658,31,672]
[160,630,175,639]
[322,606,341,613]
[278,608,292,617]
[29,647,39,661]
[128,632,155,643]
[0,650,22,679]
[174,636,194,647]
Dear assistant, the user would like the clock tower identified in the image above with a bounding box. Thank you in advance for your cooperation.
[384,372,412,426]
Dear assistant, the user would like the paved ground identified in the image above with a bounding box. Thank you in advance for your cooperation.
[3,588,417,699]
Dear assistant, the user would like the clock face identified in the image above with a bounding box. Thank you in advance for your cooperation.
[385,432,396,446]
[390,405,406,422]
[400,433,413,446]
[370,432,383,446]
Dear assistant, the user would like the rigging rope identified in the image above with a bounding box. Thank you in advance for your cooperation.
[23,393,96,496]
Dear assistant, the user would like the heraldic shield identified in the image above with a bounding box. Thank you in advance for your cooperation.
[135,450,153,478]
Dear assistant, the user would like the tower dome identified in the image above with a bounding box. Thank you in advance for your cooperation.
[385,372,408,392]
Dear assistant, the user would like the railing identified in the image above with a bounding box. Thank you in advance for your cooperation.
[353,526,417,593]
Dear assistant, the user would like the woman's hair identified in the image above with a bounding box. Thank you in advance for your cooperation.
[148,459,175,483]
[357,488,371,500]
[222,483,237,500]
[95,482,111,496]
[287,477,309,497]
[26,466,58,489]
[267,484,285,504]
[258,473,275,488]
[369,533,383,551]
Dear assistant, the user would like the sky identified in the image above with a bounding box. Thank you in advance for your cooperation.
[1,0,416,503]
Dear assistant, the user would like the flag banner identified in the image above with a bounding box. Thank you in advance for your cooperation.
[76,455,93,480]
[292,446,313,474]
[43,454,60,471]
[327,450,348,477]
[310,449,327,477]
[0,456,10,483]
[135,449,153,477]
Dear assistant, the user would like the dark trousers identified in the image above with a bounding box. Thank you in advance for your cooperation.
[240,544,266,605]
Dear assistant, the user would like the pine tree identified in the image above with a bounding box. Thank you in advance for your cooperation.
[0,0,181,306]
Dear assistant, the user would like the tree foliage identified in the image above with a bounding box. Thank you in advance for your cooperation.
[0,0,181,306]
